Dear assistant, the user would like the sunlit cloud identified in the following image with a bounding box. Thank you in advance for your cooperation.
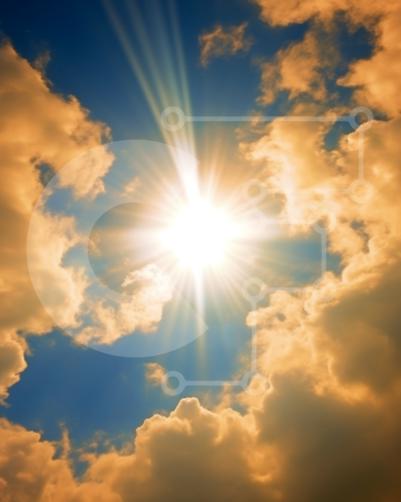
[199,22,252,67]
[0,42,112,400]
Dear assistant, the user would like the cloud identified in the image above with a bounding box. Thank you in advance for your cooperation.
[84,398,273,502]
[145,362,167,386]
[76,263,174,345]
[0,400,273,502]
[251,0,374,27]
[0,418,118,502]
[27,211,88,330]
[235,3,401,498]
[243,114,401,393]
[234,109,401,498]
[253,0,401,116]
[338,3,401,118]
[254,371,401,502]
[3,387,401,501]
[0,334,26,403]
[259,31,333,105]
[58,145,114,199]
[199,23,252,66]
[0,41,112,400]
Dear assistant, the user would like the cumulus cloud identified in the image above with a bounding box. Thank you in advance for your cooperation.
[254,371,401,502]
[254,0,401,116]
[27,211,88,330]
[252,0,377,27]
[58,145,114,199]
[83,398,273,502]
[0,335,27,403]
[0,400,272,502]
[243,115,401,390]
[338,3,401,117]
[0,418,118,502]
[199,22,252,66]
[0,41,112,400]
[3,389,401,501]
[237,1,401,499]
[77,264,174,345]
[258,30,337,105]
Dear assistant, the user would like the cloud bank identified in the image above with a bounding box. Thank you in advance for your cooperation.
[0,41,112,401]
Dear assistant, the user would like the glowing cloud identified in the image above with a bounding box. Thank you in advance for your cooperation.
[199,22,252,66]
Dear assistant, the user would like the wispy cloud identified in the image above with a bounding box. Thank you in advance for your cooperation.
[199,22,252,66]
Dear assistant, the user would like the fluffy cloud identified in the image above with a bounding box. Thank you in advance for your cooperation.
[339,3,401,117]
[238,2,401,499]
[254,0,401,116]
[0,41,112,400]
[259,31,330,105]
[252,0,340,26]
[27,211,88,330]
[252,0,381,26]
[84,398,272,502]
[0,400,272,502]
[0,418,118,502]
[199,23,252,66]
[0,334,26,403]
[244,114,401,390]
[77,263,174,345]
[254,371,401,502]
[3,387,401,502]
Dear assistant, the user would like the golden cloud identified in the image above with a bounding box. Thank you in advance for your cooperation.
[0,42,112,400]
[0,418,118,502]
[76,263,174,345]
[145,362,167,386]
[259,31,330,105]
[199,22,252,66]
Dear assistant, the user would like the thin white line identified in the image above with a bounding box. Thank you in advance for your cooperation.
[187,115,351,123]
[185,380,243,387]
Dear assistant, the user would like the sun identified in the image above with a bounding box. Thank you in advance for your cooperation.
[161,197,237,271]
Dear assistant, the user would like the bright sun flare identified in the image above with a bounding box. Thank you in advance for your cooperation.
[162,198,237,271]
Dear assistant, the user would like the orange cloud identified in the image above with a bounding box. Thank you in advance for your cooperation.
[338,4,401,118]
[76,263,174,345]
[84,398,274,501]
[199,23,252,66]
[0,418,118,502]
[0,42,112,400]
[145,362,167,386]
[252,0,385,27]
[259,32,330,105]
[254,0,401,116]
